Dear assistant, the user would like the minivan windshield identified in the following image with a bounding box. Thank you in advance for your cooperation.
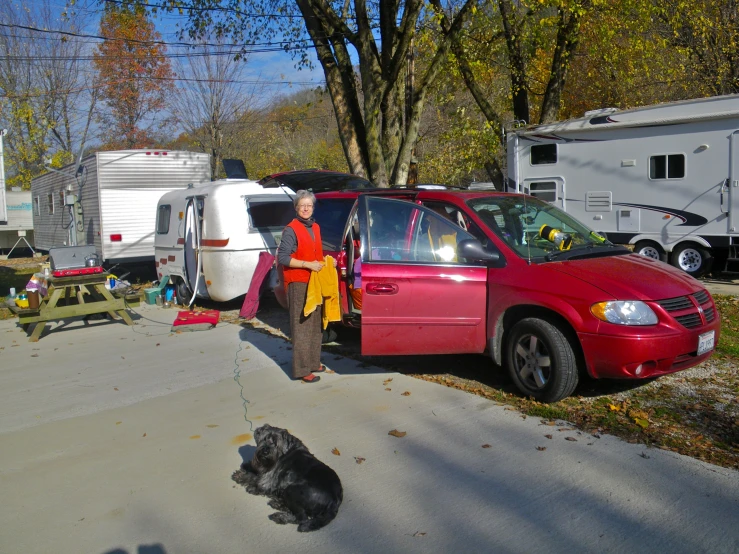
[466,195,624,261]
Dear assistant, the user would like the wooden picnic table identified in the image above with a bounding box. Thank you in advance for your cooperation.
[9,273,140,342]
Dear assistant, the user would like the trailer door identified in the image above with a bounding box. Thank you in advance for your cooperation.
[730,130,739,234]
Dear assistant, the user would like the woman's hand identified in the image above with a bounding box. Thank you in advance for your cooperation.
[303,260,324,272]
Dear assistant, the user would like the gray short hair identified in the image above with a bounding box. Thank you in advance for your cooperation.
[293,189,316,209]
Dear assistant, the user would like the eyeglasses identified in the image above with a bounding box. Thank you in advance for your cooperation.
[298,204,314,210]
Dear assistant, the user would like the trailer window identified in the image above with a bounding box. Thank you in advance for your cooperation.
[47,193,54,215]
[34,196,40,216]
[531,144,557,165]
[649,154,685,179]
[156,204,171,234]
[59,190,65,209]
[527,181,557,202]
[248,201,294,229]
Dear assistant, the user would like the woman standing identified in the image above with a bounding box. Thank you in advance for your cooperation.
[277,190,333,383]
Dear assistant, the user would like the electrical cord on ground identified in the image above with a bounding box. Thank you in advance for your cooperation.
[121,288,254,431]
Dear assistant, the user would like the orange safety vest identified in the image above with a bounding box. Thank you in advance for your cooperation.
[283,219,323,290]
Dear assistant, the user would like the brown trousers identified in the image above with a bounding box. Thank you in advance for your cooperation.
[287,281,323,379]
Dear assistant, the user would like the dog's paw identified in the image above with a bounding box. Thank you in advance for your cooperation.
[245,483,261,495]
[232,469,256,487]
[269,511,298,525]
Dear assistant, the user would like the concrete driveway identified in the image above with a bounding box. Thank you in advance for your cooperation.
[0,304,738,554]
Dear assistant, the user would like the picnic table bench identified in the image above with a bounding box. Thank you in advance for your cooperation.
[9,273,140,342]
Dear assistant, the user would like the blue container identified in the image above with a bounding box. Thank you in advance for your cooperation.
[165,286,175,302]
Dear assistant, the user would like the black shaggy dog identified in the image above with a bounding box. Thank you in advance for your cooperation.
[232,424,343,532]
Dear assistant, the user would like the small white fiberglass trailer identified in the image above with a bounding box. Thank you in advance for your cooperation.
[154,160,296,304]
[31,149,211,263]
[506,94,739,276]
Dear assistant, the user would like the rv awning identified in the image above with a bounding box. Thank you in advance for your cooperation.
[257,169,374,193]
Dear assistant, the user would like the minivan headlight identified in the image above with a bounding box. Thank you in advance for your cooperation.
[591,301,658,326]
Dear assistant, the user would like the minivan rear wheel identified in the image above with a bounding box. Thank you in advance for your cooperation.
[506,318,579,403]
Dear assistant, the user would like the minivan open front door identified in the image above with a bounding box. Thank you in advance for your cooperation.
[356,196,489,356]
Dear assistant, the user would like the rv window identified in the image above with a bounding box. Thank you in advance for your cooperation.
[315,198,355,251]
[649,154,685,179]
[529,181,557,202]
[59,190,65,209]
[47,193,54,215]
[157,204,171,234]
[34,196,40,216]
[531,144,557,165]
[248,200,295,229]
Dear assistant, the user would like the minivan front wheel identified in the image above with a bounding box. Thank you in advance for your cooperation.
[506,318,579,403]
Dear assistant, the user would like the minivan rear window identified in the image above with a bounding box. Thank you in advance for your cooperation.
[249,201,295,228]
[315,198,356,251]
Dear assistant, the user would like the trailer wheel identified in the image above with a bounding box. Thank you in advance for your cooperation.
[670,243,712,277]
[175,277,192,305]
[505,318,579,403]
[633,241,667,263]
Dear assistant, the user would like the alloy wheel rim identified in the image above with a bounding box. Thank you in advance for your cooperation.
[514,334,552,390]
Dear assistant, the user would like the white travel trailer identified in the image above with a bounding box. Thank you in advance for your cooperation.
[506,94,739,276]
[0,189,34,256]
[154,162,296,304]
[31,150,211,263]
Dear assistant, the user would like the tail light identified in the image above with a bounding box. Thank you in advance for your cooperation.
[110,234,122,242]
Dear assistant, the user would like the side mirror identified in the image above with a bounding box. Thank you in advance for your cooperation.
[457,239,503,265]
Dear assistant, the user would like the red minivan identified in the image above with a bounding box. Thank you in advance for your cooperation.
[278,189,720,403]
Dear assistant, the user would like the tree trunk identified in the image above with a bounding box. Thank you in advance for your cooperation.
[499,0,530,124]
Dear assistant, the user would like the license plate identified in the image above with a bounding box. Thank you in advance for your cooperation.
[697,331,715,355]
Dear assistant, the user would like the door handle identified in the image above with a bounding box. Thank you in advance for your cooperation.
[366,283,399,295]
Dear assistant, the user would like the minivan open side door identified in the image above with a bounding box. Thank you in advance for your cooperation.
[356,196,489,356]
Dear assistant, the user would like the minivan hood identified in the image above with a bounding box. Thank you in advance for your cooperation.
[548,253,702,300]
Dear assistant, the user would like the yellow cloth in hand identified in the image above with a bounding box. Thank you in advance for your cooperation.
[303,255,341,329]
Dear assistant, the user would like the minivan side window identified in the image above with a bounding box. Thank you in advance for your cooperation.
[156,204,171,234]
[531,144,557,165]
[315,198,356,252]
[649,154,685,179]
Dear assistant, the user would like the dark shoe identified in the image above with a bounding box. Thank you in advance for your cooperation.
[300,373,321,383]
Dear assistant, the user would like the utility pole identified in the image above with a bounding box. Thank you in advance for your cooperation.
[0,129,8,224]
[405,39,418,186]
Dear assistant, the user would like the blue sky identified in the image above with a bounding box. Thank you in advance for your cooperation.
[34,0,326,98]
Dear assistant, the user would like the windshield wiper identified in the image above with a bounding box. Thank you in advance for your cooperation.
[545,243,630,262]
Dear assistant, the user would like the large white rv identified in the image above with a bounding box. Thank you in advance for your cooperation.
[506,94,739,276]
[154,162,295,304]
[31,150,211,263]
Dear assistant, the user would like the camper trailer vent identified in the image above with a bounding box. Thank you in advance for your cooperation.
[586,191,612,211]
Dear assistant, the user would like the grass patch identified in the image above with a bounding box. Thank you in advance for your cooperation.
[714,295,739,358]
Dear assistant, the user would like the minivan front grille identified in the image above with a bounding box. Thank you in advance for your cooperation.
[655,289,716,329]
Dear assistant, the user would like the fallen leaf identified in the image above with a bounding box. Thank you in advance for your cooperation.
[545,434,553,439]
[332,448,341,456]
[156,343,160,347]
[608,404,621,412]
[354,457,366,464]
[385,388,392,391]
[30,354,39,357]
[388,429,406,438]
[543,420,556,426]
[115,421,122,425]
[383,378,393,385]
[142,433,147,437]
[536,446,546,451]
[114,387,119,391]
[481,444,492,449]
[401,391,411,396]
[412,532,426,537]
[565,437,577,442]
[634,418,649,429]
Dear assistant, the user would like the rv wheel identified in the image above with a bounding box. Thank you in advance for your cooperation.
[175,277,191,304]
[670,243,712,277]
[634,241,667,263]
